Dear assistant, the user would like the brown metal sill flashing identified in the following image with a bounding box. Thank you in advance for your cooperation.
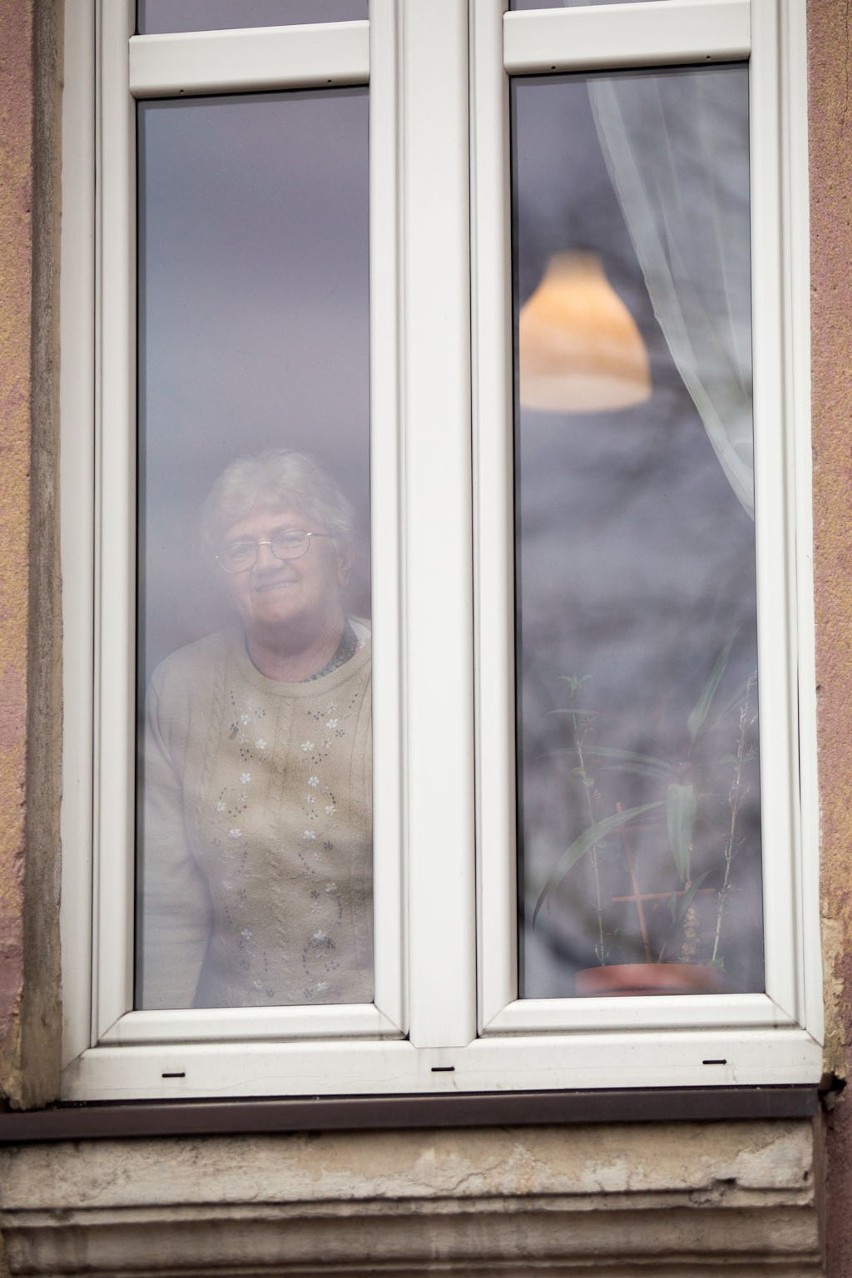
[0,1085,819,1143]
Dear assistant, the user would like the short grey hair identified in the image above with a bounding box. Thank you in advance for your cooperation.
[201,449,355,551]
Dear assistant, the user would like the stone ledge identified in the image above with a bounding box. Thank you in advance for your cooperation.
[0,1121,823,1275]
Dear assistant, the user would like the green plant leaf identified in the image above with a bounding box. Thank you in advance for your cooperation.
[666,782,697,883]
[710,671,757,727]
[547,708,598,719]
[533,801,663,924]
[669,870,711,925]
[558,674,591,691]
[687,636,735,745]
[581,745,672,780]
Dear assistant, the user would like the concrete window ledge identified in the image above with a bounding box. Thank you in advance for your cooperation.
[0,1120,823,1275]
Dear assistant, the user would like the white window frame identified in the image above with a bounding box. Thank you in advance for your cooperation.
[60,0,822,1103]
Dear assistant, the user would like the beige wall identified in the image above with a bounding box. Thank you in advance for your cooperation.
[0,0,36,1098]
[0,1121,825,1274]
[0,0,850,1273]
[809,0,852,1272]
[0,0,62,1114]
[0,0,63,1112]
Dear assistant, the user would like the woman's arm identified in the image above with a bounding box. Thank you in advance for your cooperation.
[137,674,212,1009]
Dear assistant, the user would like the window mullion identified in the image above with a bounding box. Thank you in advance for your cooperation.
[471,0,517,1030]
[400,0,477,1050]
[369,0,406,1034]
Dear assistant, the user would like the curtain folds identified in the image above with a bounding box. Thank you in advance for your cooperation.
[589,67,755,518]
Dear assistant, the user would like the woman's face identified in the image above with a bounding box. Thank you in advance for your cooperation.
[219,505,349,648]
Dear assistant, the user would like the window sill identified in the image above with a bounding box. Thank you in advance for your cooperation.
[0,1084,819,1144]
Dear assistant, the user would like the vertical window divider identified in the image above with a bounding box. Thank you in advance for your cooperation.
[369,0,406,1034]
[399,0,477,1050]
[470,0,518,1031]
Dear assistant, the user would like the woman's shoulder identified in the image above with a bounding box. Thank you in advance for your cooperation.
[149,628,237,698]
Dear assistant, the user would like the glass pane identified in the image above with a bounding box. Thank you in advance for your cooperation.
[135,89,372,1010]
[138,0,367,35]
[513,67,764,999]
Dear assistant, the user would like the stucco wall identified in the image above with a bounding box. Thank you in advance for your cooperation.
[0,1121,825,1274]
[810,0,852,1273]
[0,0,62,1110]
[0,0,36,1094]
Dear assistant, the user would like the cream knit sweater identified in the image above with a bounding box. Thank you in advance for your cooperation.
[138,626,373,1009]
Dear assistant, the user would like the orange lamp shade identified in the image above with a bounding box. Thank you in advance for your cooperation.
[518,251,651,413]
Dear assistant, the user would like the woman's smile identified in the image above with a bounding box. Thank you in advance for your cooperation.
[219,504,350,660]
[252,572,298,592]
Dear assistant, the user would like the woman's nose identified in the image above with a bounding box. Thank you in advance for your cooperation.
[253,539,279,568]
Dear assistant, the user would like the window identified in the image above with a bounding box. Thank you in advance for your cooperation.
[134,85,374,1013]
[60,0,821,1102]
[511,61,766,999]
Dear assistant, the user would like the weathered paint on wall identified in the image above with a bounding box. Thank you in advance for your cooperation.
[0,1121,825,1273]
[812,0,852,1077]
[810,0,852,1273]
[0,0,62,1109]
[0,0,36,1098]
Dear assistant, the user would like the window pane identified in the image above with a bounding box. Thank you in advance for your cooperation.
[513,67,764,998]
[138,0,367,35]
[135,89,373,1010]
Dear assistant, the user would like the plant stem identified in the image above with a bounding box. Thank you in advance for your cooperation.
[711,673,755,964]
[570,693,607,965]
[616,801,652,962]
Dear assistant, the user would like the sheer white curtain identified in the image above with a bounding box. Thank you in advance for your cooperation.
[589,65,755,518]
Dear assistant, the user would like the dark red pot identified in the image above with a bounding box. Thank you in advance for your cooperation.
[575,962,726,997]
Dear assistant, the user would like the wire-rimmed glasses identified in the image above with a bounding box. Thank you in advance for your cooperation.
[216,528,333,574]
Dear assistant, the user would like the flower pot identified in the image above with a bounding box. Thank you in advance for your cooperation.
[575,962,726,997]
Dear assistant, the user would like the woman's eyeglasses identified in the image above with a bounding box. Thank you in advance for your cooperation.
[216,529,332,574]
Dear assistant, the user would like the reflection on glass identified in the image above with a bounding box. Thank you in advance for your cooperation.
[138,0,367,35]
[135,89,372,1010]
[513,67,764,998]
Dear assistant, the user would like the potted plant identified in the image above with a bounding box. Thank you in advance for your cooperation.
[534,638,760,996]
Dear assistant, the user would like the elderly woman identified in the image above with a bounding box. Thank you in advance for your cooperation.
[138,450,372,1009]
